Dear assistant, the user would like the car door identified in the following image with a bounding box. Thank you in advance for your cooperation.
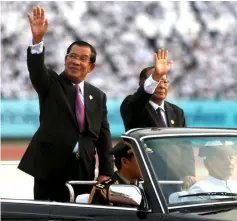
[1,199,52,220]
[48,202,161,221]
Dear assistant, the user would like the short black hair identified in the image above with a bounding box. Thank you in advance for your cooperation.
[114,153,133,170]
[139,66,154,81]
[66,40,97,64]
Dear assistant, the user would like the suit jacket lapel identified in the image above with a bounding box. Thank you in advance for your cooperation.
[58,72,78,128]
[84,82,97,134]
[164,102,176,127]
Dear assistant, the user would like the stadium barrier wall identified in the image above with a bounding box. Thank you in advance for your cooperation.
[1,99,237,138]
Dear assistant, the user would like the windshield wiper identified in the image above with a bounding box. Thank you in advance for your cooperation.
[179,192,237,198]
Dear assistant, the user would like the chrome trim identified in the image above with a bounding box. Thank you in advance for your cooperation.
[1,198,139,211]
[65,183,75,202]
[140,133,237,140]
[121,135,166,213]
[124,128,143,135]
[159,181,184,185]
[108,185,142,206]
[65,181,97,202]
[68,181,97,185]
[168,200,237,210]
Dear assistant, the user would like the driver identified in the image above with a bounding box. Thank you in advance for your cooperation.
[169,140,237,203]
[89,140,143,205]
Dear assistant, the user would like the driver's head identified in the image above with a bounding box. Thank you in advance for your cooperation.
[199,141,237,180]
[111,140,142,183]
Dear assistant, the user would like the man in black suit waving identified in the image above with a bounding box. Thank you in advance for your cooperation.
[18,6,113,202]
[121,49,185,130]
[120,49,195,199]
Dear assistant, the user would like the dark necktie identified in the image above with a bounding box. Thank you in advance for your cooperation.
[156,107,166,127]
[74,84,85,132]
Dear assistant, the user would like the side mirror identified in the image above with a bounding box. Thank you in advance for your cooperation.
[107,184,142,206]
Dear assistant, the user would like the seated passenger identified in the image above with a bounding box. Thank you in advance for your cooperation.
[169,141,237,203]
[89,140,143,205]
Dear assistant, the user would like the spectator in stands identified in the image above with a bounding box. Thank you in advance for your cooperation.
[1,2,237,100]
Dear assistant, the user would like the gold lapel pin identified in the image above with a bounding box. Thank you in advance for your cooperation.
[171,120,175,125]
[89,95,93,100]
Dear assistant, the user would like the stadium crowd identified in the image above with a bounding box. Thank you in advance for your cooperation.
[1,1,237,100]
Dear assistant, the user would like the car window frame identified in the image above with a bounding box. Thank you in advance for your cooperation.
[139,132,237,211]
[122,135,168,214]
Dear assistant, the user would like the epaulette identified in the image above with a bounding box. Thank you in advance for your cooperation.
[95,183,106,189]
[96,183,111,204]
[89,181,113,205]
[104,178,112,184]
[88,183,107,204]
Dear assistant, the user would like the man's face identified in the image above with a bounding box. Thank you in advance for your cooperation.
[204,154,236,180]
[123,154,142,181]
[152,72,168,104]
[65,45,95,83]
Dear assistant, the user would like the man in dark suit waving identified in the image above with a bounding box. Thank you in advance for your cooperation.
[18,6,113,202]
[120,49,195,199]
[121,49,185,130]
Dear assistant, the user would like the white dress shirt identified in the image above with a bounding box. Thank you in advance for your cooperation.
[169,176,237,203]
[149,100,167,127]
[143,74,160,94]
[30,41,44,53]
[187,176,237,200]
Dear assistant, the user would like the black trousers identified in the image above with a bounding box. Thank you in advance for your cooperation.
[34,154,93,202]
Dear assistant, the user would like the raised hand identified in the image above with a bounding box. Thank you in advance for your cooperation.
[27,6,48,44]
[153,48,173,82]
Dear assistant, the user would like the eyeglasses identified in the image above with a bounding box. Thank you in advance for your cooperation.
[159,80,170,85]
[66,53,90,63]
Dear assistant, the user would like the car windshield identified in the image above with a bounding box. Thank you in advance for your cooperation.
[142,135,237,206]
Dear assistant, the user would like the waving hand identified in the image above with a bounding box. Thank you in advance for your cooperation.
[27,6,48,44]
[152,48,173,82]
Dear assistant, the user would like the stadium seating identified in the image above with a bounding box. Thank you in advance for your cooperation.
[1,2,237,100]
